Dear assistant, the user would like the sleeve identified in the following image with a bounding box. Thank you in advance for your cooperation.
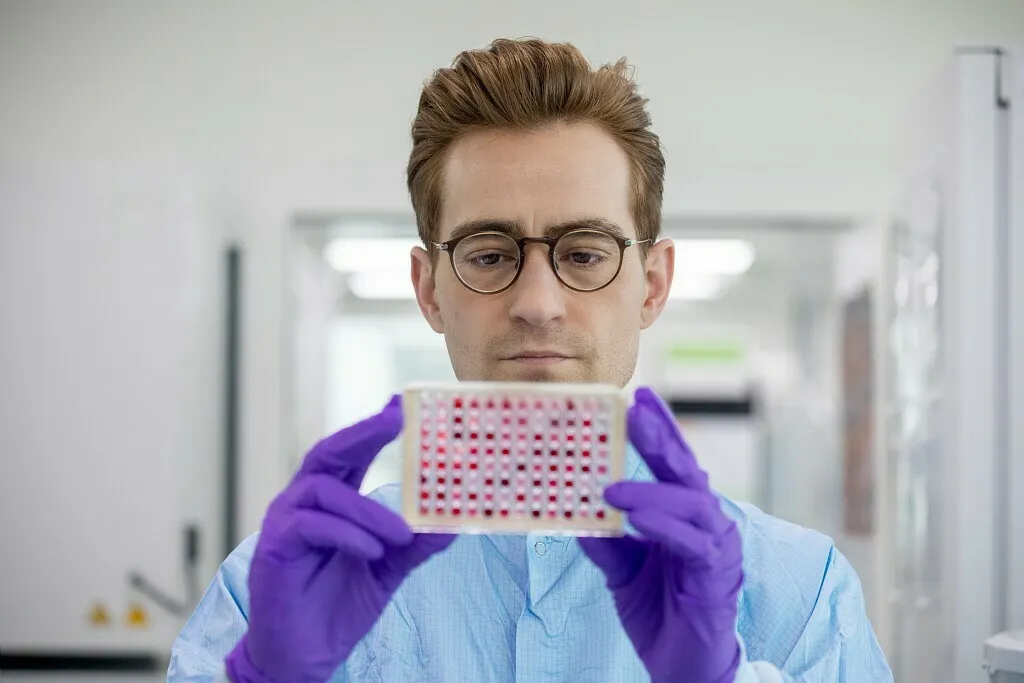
[165,533,258,682]
[738,545,893,682]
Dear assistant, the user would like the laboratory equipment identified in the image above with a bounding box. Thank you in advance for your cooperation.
[401,381,628,535]
[984,631,1024,683]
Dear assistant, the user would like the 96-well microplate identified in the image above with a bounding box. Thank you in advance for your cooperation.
[401,382,627,536]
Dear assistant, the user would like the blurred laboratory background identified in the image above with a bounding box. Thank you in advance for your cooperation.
[1,1,1022,681]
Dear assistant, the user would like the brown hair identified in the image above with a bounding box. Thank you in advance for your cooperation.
[406,38,665,255]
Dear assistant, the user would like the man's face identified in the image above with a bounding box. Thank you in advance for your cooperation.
[411,122,674,387]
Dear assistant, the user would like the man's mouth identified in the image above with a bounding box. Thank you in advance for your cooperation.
[503,350,573,365]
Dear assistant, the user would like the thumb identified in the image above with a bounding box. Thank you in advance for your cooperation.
[578,536,649,589]
[299,394,402,488]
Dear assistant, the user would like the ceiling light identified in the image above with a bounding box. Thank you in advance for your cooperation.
[347,272,416,300]
[324,238,419,273]
[672,239,755,275]
[667,274,728,300]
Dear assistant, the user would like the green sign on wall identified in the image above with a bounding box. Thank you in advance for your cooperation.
[664,342,745,365]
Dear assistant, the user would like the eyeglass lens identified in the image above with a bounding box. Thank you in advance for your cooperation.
[451,230,622,293]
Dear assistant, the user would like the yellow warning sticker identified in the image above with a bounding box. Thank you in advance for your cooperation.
[125,601,150,629]
[87,603,111,627]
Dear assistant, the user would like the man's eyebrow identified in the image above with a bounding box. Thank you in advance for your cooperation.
[545,218,626,239]
[445,219,522,243]
[444,217,626,243]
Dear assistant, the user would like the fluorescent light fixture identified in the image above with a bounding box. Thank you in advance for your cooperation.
[325,238,419,273]
[672,239,755,275]
[347,271,416,300]
[667,274,728,300]
[325,237,754,276]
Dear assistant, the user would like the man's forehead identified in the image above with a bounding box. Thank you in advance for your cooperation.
[436,124,634,242]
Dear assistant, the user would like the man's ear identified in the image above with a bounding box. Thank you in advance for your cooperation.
[640,238,674,329]
[411,247,445,333]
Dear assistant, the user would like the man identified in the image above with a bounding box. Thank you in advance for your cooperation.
[168,38,892,682]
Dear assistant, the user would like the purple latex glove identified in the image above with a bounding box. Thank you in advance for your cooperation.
[225,395,456,683]
[579,387,744,683]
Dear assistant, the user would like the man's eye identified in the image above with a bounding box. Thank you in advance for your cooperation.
[467,252,511,267]
[565,251,604,265]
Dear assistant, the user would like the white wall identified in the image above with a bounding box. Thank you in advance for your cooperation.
[2,0,1023,656]
[3,1,1024,217]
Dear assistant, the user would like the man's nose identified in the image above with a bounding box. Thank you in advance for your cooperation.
[506,246,567,327]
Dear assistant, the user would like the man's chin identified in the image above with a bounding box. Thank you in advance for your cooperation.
[491,359,588,383]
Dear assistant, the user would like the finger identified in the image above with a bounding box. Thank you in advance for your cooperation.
[299,394,402,488]
[292,509,386,560]
[603,481,732,534]
[288,474,414,548]
[628,508,741,569]
[628,387,709,490]
[577,536,649,589]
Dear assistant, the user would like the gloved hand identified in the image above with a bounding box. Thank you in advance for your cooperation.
[225,395,456,683]
[579,387,744,683]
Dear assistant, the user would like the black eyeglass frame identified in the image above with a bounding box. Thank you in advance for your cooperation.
[433,229,652,295]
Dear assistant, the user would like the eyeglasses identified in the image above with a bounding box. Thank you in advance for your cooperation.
[433,229,651,295]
